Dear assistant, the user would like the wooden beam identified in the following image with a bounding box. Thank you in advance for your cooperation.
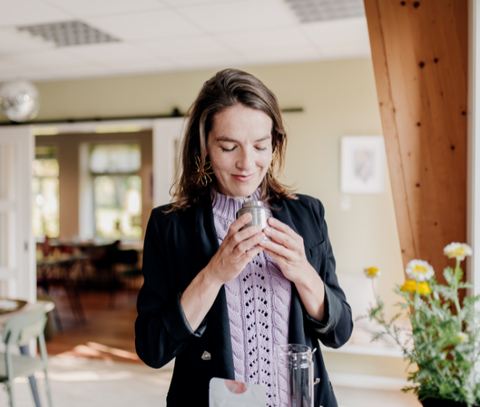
[364,0,468,281]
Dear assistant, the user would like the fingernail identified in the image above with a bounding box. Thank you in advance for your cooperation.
[269,218,275,224]
[264,227,270,233]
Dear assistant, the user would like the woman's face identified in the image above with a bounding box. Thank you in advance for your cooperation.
[206,104,273,199]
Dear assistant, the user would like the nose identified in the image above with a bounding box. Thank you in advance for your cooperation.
[236,147,254,171]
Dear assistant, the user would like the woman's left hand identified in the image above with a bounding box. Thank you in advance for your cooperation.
[258,217,313,285]
[258,217,326,322]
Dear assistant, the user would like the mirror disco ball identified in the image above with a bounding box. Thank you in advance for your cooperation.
[0,79,40,122]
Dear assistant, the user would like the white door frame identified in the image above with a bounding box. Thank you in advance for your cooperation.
[468,0,480,298]
[0,125,35,302]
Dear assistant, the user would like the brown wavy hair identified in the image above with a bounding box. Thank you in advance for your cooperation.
[169,68,296,211]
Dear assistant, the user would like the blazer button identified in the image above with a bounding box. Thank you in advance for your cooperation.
[201,351,211,361]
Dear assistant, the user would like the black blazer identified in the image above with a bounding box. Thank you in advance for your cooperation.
[135,193,353,407]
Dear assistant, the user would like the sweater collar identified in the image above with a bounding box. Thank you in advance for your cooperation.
[211,187,262,221]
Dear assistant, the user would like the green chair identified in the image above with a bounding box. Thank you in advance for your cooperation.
[0,308,53,407]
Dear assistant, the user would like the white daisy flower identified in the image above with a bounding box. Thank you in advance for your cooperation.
[456,332,469,343]
[405,259,435,282]
[364,267,381,279]
[444,243,473,261]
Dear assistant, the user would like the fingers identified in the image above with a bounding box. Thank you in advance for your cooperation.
[234,231,265,255]
[227,213,253,236]
[267,218,298,240]
[264,226,293,249]
[243,244,263,261]
[262,247,285,267]
[258,239,291,260]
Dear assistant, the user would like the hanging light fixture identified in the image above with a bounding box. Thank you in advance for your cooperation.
[0,79,40,123]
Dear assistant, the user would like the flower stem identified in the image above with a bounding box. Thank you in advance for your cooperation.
[454,258,462,329]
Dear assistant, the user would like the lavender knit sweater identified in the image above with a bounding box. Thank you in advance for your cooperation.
[211,188,291,406]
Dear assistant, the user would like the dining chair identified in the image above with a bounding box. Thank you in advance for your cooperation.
[0,308,53,407]
[111,248,142,306]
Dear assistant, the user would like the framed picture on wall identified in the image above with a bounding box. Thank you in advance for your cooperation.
[341,136,386,194]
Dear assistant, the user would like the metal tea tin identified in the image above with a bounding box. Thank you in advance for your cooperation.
[236,201,271,240]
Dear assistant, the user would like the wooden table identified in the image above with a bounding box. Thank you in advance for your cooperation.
[0,300,54,325]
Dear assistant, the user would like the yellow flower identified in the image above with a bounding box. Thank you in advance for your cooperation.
[364,267,381,278]
[405,259,435,282]
[444,243,473,261]
[417,282,431,295]
[401,280,417,292]
[401,280,431,295]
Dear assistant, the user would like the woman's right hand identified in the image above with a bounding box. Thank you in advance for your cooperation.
[206,213,265,285]
[180,213,264,332]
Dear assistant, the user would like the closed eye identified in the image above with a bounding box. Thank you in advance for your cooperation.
[220,146,236,152]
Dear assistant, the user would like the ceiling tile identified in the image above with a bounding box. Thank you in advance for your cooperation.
[2,49,93,68]
[242,44,319,64]
[63,42,157,63]
[45,0,164,18]
[170,53,245,71]
[108,63,173,76]
[0,0,73,27]
[219,27,312,52]
[0,60,17,72]
[0,27,54,54]
[177,0,296,33]
[0,67,51,82]
[84,9,200,40]
[163,0,242,6]
[302,17,369,46]
[136,36,231,58]
[29,65,115,81]
[102,56,173,71]
[303,17,370,59]
[315,39,371,60]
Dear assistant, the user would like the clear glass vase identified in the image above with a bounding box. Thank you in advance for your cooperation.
[274,344,314,407]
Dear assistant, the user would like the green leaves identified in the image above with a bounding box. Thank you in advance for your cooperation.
[368,261,480,406]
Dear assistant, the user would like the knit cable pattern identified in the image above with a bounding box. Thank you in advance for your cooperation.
[212,188,291,406]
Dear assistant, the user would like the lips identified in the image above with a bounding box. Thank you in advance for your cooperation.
[231,174,254,182]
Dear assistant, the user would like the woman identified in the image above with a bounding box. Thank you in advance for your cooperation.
[135,68,353,407]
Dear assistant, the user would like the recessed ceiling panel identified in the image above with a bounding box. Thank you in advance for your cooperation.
[284,0,365,23]
[17,21,120,47]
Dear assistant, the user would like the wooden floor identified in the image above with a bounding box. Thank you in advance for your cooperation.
[42,286,142,364]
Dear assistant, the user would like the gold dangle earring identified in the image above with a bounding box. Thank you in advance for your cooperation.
[194,156,214,186]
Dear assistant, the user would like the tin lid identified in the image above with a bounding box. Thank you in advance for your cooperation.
[242,201,263,208]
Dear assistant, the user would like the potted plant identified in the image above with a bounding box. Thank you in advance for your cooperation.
[365,243,480,407]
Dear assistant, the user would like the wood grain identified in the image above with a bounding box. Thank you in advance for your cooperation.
[364,0,468,281]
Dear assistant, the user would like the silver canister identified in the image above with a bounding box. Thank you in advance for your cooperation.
[236,201,271,240]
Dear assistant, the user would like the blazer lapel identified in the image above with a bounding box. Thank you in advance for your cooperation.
[194,194,235,379]
[270,200,306,345]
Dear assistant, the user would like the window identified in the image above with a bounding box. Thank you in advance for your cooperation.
[89,144,142,239]
[32,145,60,238]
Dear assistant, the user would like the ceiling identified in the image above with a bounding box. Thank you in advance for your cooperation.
[0,0,371,83]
